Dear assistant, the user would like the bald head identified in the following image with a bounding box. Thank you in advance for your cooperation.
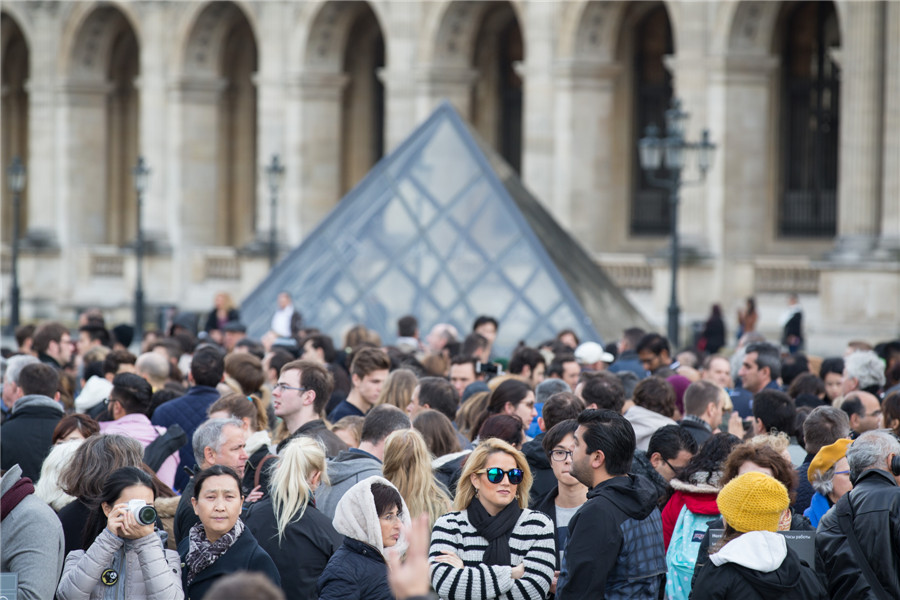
[135,351,169,389]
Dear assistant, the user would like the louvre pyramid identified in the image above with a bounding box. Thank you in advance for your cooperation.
[242,102,649,356]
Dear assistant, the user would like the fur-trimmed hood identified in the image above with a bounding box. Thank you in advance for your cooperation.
[670,470,722,494]
[332,476,411,559]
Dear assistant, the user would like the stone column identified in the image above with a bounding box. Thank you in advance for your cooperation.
[878,1,900,258]
[833,1,885,258]
[417,66,478,122]
[518,0,557,210]
[296,71,348,236]
[379,1,423,152]
[552,59,620,241]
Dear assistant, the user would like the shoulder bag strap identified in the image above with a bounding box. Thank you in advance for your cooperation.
[254,454,278,489]
[836,494,892,600]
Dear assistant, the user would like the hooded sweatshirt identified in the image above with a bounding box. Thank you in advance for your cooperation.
[315,449,384,519]
[556,474,666,600]
[692,530,826,599]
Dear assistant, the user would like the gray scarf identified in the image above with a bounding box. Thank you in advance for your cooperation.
[185,519,245,585]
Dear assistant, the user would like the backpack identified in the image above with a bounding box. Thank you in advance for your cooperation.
[143,423,187,472]
[665,504,718,600]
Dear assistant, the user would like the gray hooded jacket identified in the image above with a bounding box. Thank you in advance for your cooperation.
[315,450,383,519]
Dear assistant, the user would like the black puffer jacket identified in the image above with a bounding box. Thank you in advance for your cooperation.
[692,533,826,600]
[523,432,555,506]
[317,538,394,600]
[0,394,63,482]
[816,469,900,599]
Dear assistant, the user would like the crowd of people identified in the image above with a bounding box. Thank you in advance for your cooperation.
[1,298,899,600]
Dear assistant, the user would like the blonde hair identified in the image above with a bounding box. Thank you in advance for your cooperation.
[382,429,451,530]
[457,391,490,442]
[332,415,364,446]
[376,369,418,410]
[269,436,329,543]
[209,391,269,432]
[454,438,532,511]
[746,431,791,455]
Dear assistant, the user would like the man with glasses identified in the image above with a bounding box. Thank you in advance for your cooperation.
[557,409,666,599]
[273,359,348,458]
[629,425,698,508]
[534,419,588,582]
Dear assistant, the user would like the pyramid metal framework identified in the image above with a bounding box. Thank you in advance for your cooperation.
[242,102,649,356]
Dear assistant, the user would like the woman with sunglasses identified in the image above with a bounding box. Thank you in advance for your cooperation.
[430,438,556,600]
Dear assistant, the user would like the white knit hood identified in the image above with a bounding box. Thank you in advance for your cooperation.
[332,476,411,559]
[74,375,113,412]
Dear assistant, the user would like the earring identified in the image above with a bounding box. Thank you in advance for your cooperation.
[474,488,479,497]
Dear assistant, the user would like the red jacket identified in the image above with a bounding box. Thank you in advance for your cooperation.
[662,481,720,549]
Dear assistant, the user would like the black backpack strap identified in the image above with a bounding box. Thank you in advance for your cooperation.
[836,495,892,600]
[143,423,187,472]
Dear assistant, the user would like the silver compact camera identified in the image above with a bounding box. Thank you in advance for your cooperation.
[127,499,157,525]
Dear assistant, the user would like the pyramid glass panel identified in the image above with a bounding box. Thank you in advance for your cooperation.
[242,102,648,355]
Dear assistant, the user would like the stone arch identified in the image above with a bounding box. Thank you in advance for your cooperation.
[60,4,140,246]
[561,0,629,63]
[178,1,258,247]
[1,11,29,243]
[299,1,385,198]
[724,1,785,55]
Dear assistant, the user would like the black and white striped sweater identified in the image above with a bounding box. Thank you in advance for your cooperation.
[429,508,556,600]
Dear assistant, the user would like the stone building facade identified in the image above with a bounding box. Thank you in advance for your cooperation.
[1,0,898,352]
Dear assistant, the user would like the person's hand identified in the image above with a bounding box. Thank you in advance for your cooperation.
[107,503,154,540]
[511,563,525,579]
[245,485,263,504]
[432,551,464,569]
[727,411,745,438]
[387,514,431,599]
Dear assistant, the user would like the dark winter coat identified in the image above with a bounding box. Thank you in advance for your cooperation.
[243,496,344,600]
[317,538,394,600]
[177,525,279,600]
[275,419,349,458]
[523,432,556,507]
[692,534,826,600]
[793,453,816,514]
[151,385,222,492]
[0,394,64,482]
[629,450,670,509]
[556,474,666,599]
[816,469,900,599]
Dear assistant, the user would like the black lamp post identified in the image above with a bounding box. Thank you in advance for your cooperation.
[7,157,25,332]
[132,156,150,342]
[265,154,285,269]
[638,98,715,348]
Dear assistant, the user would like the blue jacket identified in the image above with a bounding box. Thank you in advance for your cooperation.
[177,526,279,600]
[151,385,220,491]
[317,538,394,600]
[609,351,647,380]
[804,492,831,528]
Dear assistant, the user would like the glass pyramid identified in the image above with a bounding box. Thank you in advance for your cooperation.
[241,102,648,356]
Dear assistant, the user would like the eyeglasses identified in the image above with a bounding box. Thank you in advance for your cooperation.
[380,512,402,523]
[550,450,574,462]
[662,459,681,473]
[477,467,524,485]
[834,470,851,476]
[273,383,308,394]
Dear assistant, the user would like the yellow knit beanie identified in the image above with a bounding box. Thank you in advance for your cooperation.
[808,438,853,483]
[717,471,789,533]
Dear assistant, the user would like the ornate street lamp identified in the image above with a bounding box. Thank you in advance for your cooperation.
[638,98,716,347]
[7,157,26,331]
[265,154,285,269]
[132,156,150,342]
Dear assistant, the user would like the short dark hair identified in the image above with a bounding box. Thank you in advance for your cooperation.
[225,353,265,394]
[636,333,670,357]
[633,377,676,418]
[577,409,635,475]
[683,380,721,417]
[580,371,625,412]
[509,346,545,376]
[780,353,809,387]
[787,373,825,400]
[819,357,844,379]
[542,419,579,458]
[191,347,226,387]
[15,324,35,348]
[802,406,850,456]
[192,465,243,499]
[350,347,391,379]
[79,324,111,347]
[360,404,410,445]
[33,322,69,355]
[462,333,488,357]
[547,353,577,379]
[746,342,781,380]
[647,424,698,461]
[752,389,796,435]
[18,363,60,397]
[111,373,153,415]
[371,481,403,516]
[300,334,336,363]
[281,360,334,417]
[542,392,585,432]
[268,350,295,375]
[416,377,459,422]
[840,395,865,419]
[103,350,137,377]
[622,328,646,351]
[472,316,498,332]
[397,315,418,338]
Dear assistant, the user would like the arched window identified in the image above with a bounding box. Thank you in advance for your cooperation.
[1,13,29,243]
[779,1,839,237]
[631,5,673,235]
